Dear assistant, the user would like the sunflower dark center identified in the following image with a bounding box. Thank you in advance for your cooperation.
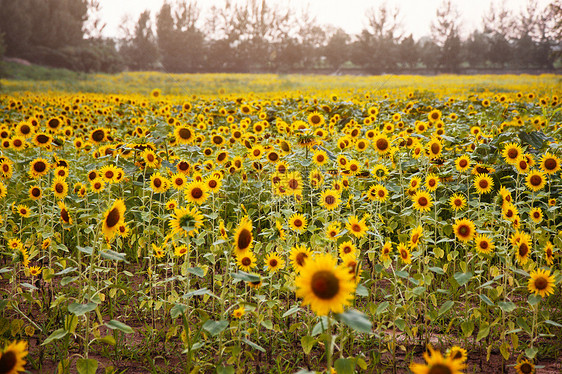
[191,187,203,199]
[519,243,529,256]
[418,196,428,206]
[48,118,60,128]
[105,171,114,179]
[311,270,340,299]
[61,209,70,222]
[311,115,321,124]
[237,229,252,250]
[507,149,518,159]
[429,179,436,187]
[454,199,462,206]
[241,257,251,266]
[154,178,162,188]
[32,188,41,197]
[269,259,278,267]
[34,161,46,172]
[296,252,308,266]
[401,249,408,258]
[530,175,542,186]
[459,225,469,236]
[519,160,528,169]
[213,136,222,144]
[479,180,489,189]
[480,241,488,249]
[2,165,9,172]
[37,134,49,143]
[412,234,419,243]
[288,179,299,189]
[431,143,440,154]
[534,277,547,290]
[352,223,361,232]
[178,128,191,139]
[316,155,324,162]
[376,138,389,151]
[55,183,64,194]
[147,154,155,162]
[92,129,105,142]
[21,124,31,134]
[544,158,557,170]
[325,195,335,205]
[106,207,121,228]
[343,246,352,253]
[0,350,17,373]
[428,363,452,374]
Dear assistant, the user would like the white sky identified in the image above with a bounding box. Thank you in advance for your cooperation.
[95,0,549,40]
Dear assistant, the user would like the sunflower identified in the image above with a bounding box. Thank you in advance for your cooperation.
[525,170,546,192]
[308,111,325,127]
[514,232,532,265]
[205,175,222,193]
[174,245,189,257]
[170,173,187,191]
[28,186,42,200]
[474,234,494,254]
[319,189,341,210]
[380,241,392,262]
[32,132,52,148]
[248,144,264,160]
[412,191,433,212]
[410,345,465,374]
[502,202,519,222]
[102,199,126,241]
[373,133,391,154]
[544,242,555,265]
[529,207,543,224]
[371,164,389,181]
[275,220,286,240]
[284,171,303,197]
[453,218,475,242]
[427,138,442,159]
[99,165,119,183]
[397,243,411,264]
[233,216,253,256]
[0,160,13,179]
[539,152,560,174]
[288,213,307,234]
[502,142,523,165]
[141,149,159,168]
[184,181,209,205]
[312,149,328,166]
[325,221,341,241]
[265,252,285,273]
[28,266,42,277]
[449,193,466,211]
[0,340,28,374]
[455,155,471,172]
[232,305,245,318]
[17,205,30,218]
[29,158,50,179]
[514,358,535,374]
[368,184,389,202]
[236,251,257,272]
[446,346,467,363]
[91,178,105,193]
[51,176,68,199]
[473,173,494,194]
[290,244,312,272]
[515,156,531,174]
[295,253,355,316]
[425,173,440,191]
[90,128,106,143]
[409,176,422,190]
[16,122,34,138]
[338,241,357,259]
[169,206,204,238]
[58,201,72,225]
[409,225,423,249]
[528,268,556,298]
[346,215,368,238]
[427,109,441,122]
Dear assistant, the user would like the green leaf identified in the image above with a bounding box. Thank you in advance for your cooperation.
[337,309,372,333]
[202,320,229,336]
[479,294,494,306]
[106,320,134,334]
[454,272,473,287]
[429,266,445,275]
[527,294,541,306]
[525,347,538,359]
[100,249,128,262]
[231,271,260,282]
[498,301,516,313]
[476,324,490,342]
[216,366,235,374]
[517,317,532,334]
[395,318,406,331]
[42,328,68,345]
[97,335,116,345]
[282,306,300,318]
[545,320,562,327]
[76,358,98,374]
[170,304,188,319]
[438,300,454,316]
[461,320,474,337]
[242,338,265,352]
[68,302,97,316]
[301,335,315,355]
[375,301,389,315]
[355,284,369,297]
[334,358,356,374]
[77,246,93,255]
[185,267,205,278]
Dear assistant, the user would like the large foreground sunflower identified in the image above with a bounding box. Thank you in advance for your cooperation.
[528,268,556,298]
[295,253,356,316]
[410,345,465,374]
[0,340,28,374]
[169,206,204,238]
[102,199,126,241]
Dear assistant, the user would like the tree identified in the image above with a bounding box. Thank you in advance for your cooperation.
[120,10,159,71]
[323,28,350,71]
[430,0,462,71]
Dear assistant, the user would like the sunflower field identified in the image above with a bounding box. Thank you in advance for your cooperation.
[0,73,561,374]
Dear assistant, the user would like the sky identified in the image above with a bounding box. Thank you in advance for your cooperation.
[95,0,549,40]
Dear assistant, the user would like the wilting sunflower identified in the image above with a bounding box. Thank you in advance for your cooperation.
[236,251,257,272]
[446,346,467,363]
[184,181,209,205]
[502,142,523,165]
[319,189,341,210]
[528,268,556,298]
[29,158,50,179]
[102,199,126,241]
[338,241,357,259]
[412,191,433,212]
[58,201,72,225]
[409,225,423,249]
[288,213,308,234]
[169,206,204,238]
[346,215,368,238]
[474,234,494,254]
[290,244,313,272]
[539,152,560,174]
[473,173,494,194]
[0,340,28,374]
[233,216,253,256]
[449,193,467,211]
[410,345,465,374]
[453,218,475,242]
[295,253,356,316]
[514,358,535,374]
[397,243,412,264]
[51,176,68,199]
[265,252,285,273]
[525,170,546,192]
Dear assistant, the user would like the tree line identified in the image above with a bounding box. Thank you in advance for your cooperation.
[0,0,561,75]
